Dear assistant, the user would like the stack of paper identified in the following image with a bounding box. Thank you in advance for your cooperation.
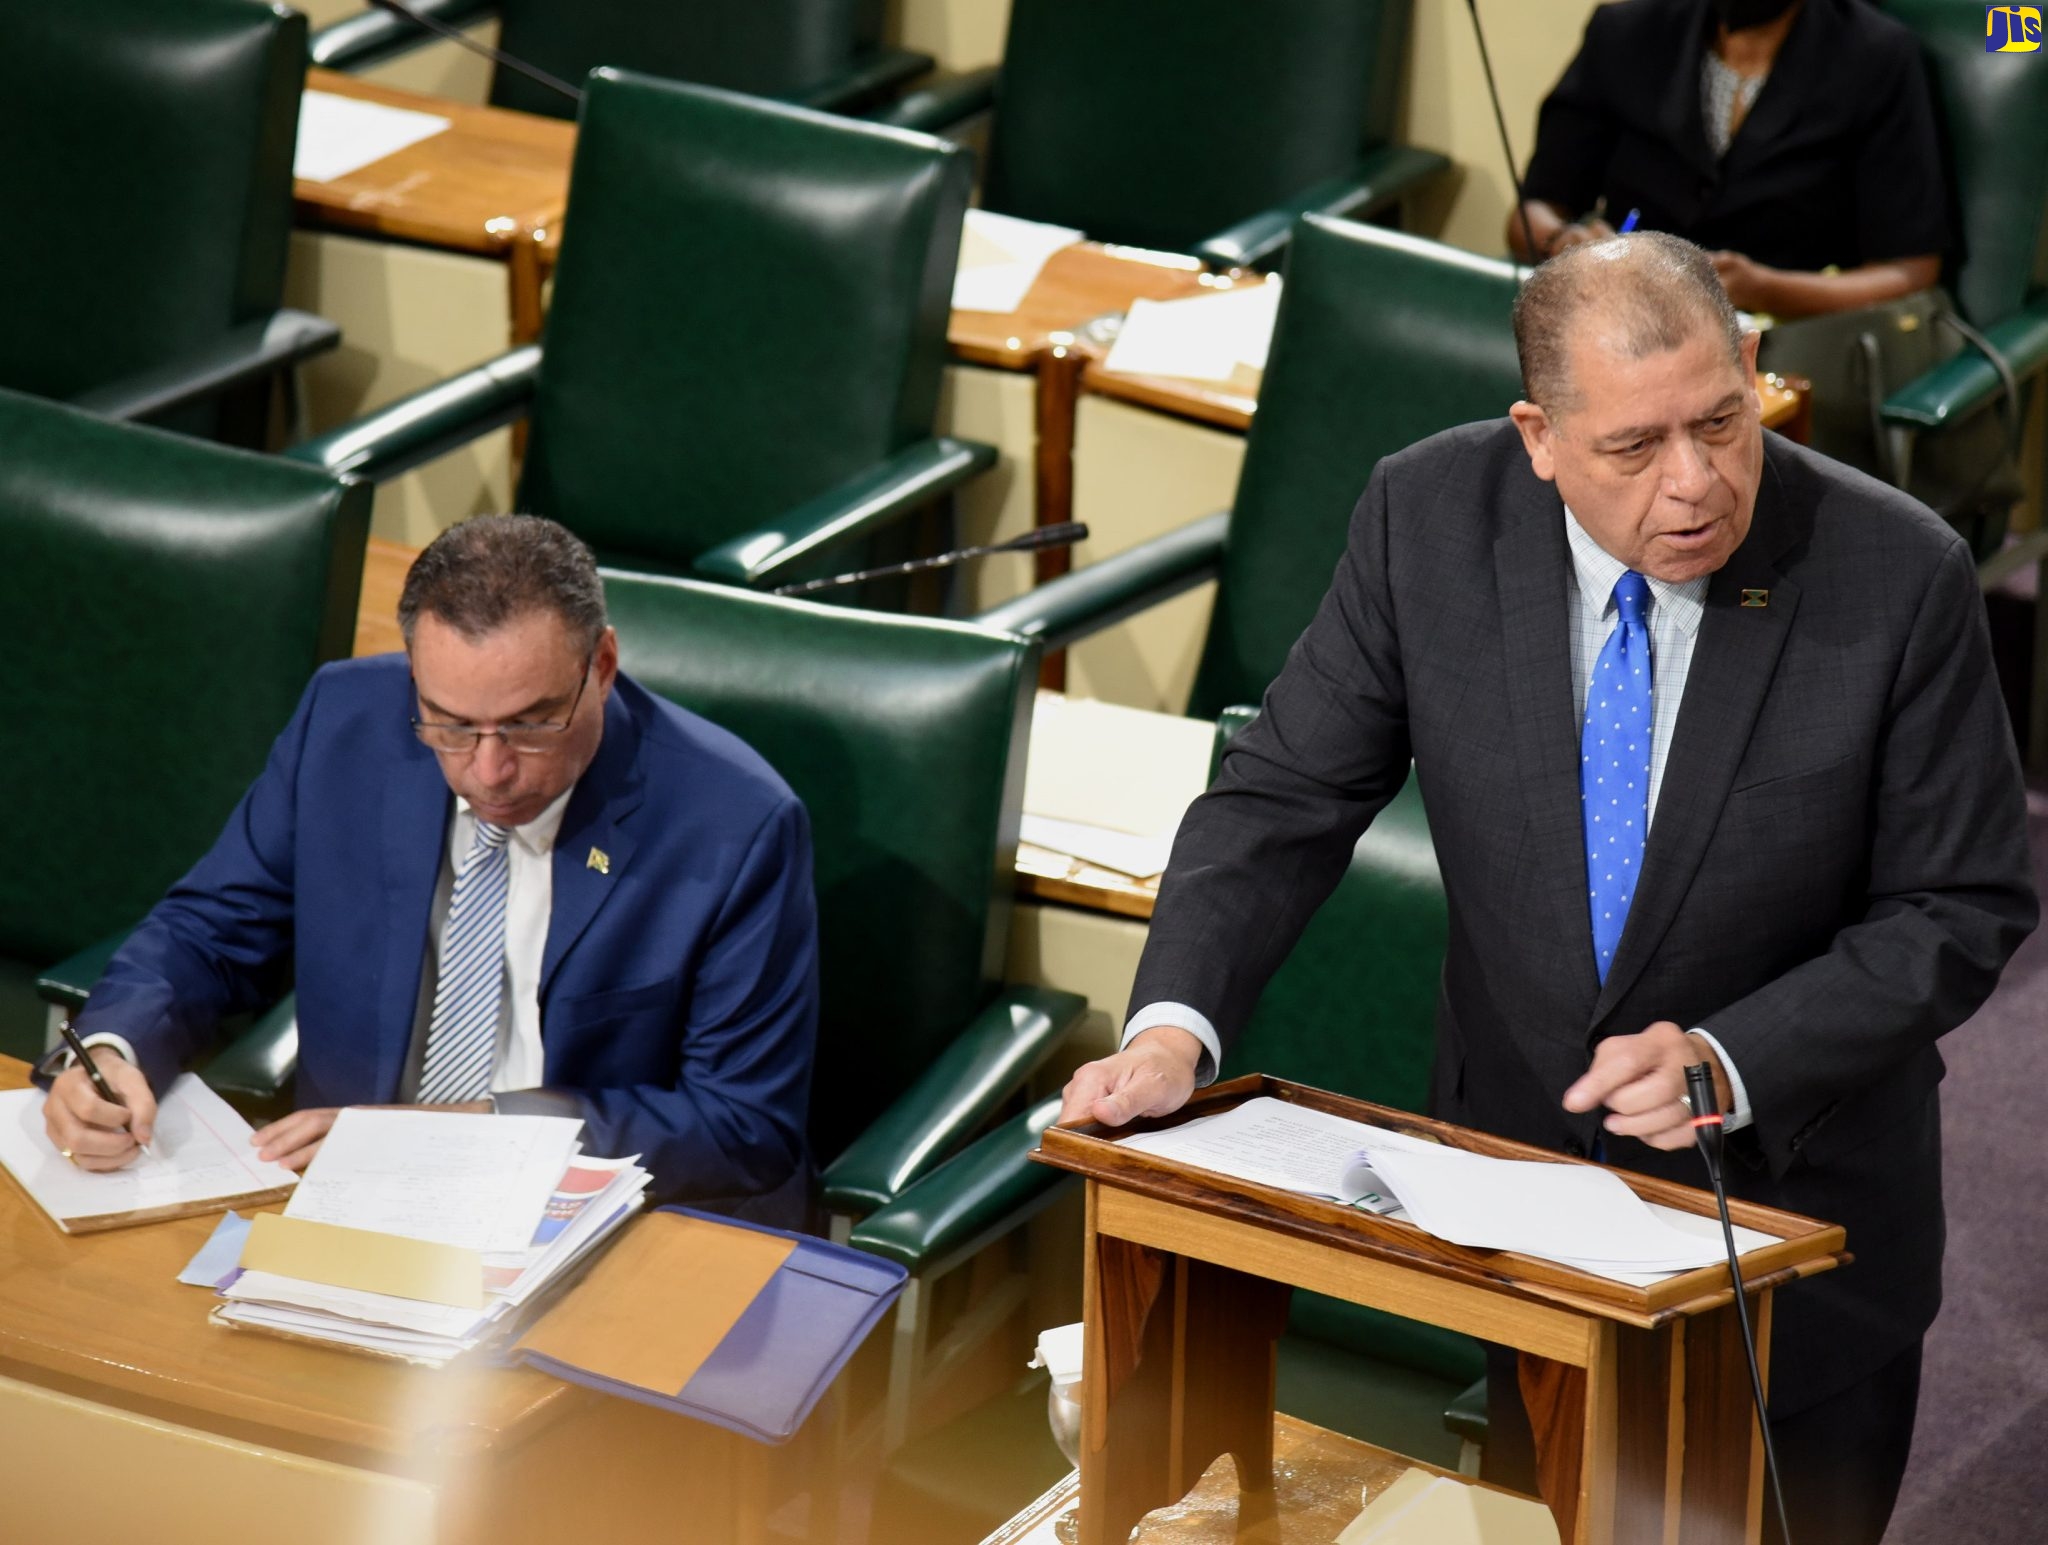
[0,1076,297,1233]
[952,209,1084,313]
[294,91,451,183]
[1117,1097,1776,1282]
[1338,1471,1560,1545]
[1100,277,1282,386]
[207,1109,647,1365]
[1021,695,1215,880]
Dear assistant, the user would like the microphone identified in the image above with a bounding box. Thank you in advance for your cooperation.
[366,0,585,106]
[1686,1060,1795,1545]
[1461,0,1539,272]
[770,522,1089,599]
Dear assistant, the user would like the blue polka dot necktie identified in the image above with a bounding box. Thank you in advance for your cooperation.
[1583,572,1653,984]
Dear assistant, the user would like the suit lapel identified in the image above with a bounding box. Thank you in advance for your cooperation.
[1495,484,1604,1020]
[1654,2,1718,185]
[1717,0,1824,188]
[376,741,453,1099]
[541,686,645,999]
[1592,459,1806,1024]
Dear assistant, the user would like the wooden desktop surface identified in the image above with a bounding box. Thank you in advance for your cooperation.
[297,69,574,263]
[0,1056,573,1461]
[949,243,1235,370]
[983,1412,1526,1544]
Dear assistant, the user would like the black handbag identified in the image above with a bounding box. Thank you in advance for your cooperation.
[1758,288,2024,562]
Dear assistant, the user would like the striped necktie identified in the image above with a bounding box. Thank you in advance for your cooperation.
[1582,571,1653,984]
[417,819,513,1104]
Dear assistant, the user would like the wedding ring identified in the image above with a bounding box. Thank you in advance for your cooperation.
[58,1148,74,1162]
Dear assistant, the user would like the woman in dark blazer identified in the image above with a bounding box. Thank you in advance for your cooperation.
[1507,0,1948,318]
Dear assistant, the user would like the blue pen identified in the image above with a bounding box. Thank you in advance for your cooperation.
[1617,208,1642,234]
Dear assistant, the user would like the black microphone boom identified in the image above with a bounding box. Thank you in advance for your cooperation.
[1685,1060,1796,1545]
[1463,0,1540,271]
[771,523,1089,599]
[366,0,584,106]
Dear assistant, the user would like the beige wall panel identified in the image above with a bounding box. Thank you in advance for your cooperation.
[0,1374,436,1545]
[938,364,1040,611]
[1008,901,1148,1080]
[1065,396,1237,714]
[1401,0,1604,255]
[887,0,1013,71]
[356,25,500,105]
[285,230,516,549]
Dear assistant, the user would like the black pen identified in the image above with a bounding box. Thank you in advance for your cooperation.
[55,1019,155,1160]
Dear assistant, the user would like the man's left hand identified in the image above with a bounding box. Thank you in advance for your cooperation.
[252,1100,492,1171]
[1562,1022,1730,1152]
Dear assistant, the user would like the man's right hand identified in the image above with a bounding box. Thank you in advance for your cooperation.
[43,1048,156,1171]
[1057,1026,1204,1129]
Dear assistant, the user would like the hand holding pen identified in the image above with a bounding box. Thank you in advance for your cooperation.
[44,1020,158,1168]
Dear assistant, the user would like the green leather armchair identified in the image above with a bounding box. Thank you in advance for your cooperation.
[0,0,340,446]
[852,219,1526,1504]
[309,0,933,121]
[875,0,1450,269]
[601,573,1086,1444]
[1881,0,2048,758]
[3,389,368,1069]
[287,69,995,590]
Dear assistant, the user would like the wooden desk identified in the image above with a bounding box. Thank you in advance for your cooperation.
[0,1056,826,1545]
[296,69,574,344]
[981,1413,1530,1544]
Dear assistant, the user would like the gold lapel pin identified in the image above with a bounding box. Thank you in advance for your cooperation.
[587,846,611,875]
[1740,589,1769,608]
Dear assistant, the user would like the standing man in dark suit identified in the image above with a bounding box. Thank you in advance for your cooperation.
[1059,234,2034,1544]
[43,515,820,1227]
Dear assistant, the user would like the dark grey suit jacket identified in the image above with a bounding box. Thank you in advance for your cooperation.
[1133,420,2036,1412]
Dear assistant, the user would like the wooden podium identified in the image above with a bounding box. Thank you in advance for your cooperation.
[1035,1076,1848,1545]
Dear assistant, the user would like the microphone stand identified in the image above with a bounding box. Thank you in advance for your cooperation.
[366,0,585,106]
[770,522,1089,599]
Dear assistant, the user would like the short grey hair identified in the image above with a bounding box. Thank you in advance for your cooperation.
[398,514,607,650]
[1512,232,1744,413]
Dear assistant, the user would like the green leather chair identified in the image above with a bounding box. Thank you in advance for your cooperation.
[602,573,1087,1443]
[876,0,1450,268]
[0,0,339,445]
[310,0,932,121]
[853,220,1526,1521]
[1,389,369,1068]
[288,69,993,590]
[1880,0,2048,758]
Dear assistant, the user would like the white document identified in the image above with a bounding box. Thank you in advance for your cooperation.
[0,1076,296,1231]
[951,208,1084,313]
[1338,1471,1560,1545]
[285,1109,582,1255]
[1018,814,1177,880]
[1024,693,1215,838]
[294,90,451,183]
[1117,1100,1407,1212]
[1101,277,1282,383]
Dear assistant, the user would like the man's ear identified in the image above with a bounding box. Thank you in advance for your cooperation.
[593,626,621,699]
[1739,326,1762,391]
[1509,400,1559,483]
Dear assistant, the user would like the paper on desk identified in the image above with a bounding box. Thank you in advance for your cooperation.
[952,208,1084,313]
[1101,277,1282,384]
[178,1209,253,1288]
[285,1108,582,1255]
[1024,694,1214,836]
[1117,1100,1409,1213]
[1338,1471,1560,1545]
[0,1076,297,1231]
[1019,814,1176,879]
[241,1212,484,1308]
[294,90,451,183]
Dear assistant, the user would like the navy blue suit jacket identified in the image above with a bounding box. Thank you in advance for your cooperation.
[77,657,820,1226]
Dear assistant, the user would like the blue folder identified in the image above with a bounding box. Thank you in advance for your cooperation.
[515,1205,908,1445]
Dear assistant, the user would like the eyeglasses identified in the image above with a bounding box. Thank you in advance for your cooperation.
[411,652,594,755]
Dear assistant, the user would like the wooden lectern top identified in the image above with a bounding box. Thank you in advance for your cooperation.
[1037,1074,1846,1336]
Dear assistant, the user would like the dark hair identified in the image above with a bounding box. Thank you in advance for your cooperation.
[398,514,607,649]
[1512,232,1744,413]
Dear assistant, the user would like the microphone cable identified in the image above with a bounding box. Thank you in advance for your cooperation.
[1686,1060,1794,1545]
[366,0,584,106]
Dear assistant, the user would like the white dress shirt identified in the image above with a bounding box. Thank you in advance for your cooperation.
[1123,508,1752,1130]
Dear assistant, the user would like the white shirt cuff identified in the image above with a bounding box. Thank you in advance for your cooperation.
[1122,1002,1221,1087]
[65,1031,139,1070]
[1687,1027,1752,1132]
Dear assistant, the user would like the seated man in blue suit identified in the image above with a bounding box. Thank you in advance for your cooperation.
[42,515,819,1226]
